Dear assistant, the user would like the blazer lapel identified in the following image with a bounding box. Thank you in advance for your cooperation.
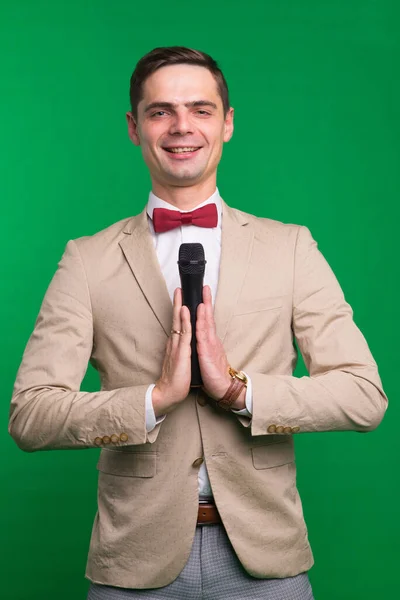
[119,209,172,336]
[214,200,254,342]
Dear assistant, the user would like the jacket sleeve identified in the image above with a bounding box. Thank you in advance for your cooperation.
[8,240,159,452]
[244,226,388,437]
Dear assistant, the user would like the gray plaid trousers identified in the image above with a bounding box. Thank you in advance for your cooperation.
[87,524,315,600]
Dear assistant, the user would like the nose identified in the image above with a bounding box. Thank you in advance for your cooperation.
[168,110,194,136]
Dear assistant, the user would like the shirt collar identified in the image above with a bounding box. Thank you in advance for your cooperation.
[146,188,222,227]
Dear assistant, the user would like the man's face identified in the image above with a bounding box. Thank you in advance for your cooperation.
[127,64,234,189]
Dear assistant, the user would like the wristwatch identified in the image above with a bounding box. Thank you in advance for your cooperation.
[216,367,248,411]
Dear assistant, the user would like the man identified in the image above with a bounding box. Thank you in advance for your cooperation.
[9,47,387,600]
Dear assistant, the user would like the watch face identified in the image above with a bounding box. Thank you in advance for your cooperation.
[229,367,248,385]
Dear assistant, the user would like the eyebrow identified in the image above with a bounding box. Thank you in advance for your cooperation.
[143,100,218,114]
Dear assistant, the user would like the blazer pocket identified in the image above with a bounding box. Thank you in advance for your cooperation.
[234,296,283,316]
[96,449,157,478]
[251,441,294,470]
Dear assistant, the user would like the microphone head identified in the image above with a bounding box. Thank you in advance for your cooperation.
[178,243,206,275]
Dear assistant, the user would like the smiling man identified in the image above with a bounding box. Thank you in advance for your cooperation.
[9,47,387,600]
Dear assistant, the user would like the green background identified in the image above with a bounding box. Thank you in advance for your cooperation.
[1,1,398,598]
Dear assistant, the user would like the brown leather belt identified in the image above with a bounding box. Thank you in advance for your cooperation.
[197,502,222,525]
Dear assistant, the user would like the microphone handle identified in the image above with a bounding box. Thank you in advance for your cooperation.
[180,272,204,387]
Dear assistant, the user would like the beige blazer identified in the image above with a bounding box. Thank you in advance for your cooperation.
[9,200,387,589]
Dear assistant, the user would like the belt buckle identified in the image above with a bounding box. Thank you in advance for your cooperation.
[197,498,218,526]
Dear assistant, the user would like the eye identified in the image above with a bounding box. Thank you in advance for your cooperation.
[150,111,168,117]
[196,110,211,116]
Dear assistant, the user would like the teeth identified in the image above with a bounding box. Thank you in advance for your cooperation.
[167,147,198,153]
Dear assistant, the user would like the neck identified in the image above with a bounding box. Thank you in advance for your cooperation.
[151,178,217,211]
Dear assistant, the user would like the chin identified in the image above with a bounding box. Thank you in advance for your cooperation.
[165,168,205,183]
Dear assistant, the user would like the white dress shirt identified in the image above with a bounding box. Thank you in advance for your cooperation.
[144,187,252,497]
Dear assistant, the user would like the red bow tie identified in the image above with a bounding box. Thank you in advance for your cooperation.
[152,203,218,234]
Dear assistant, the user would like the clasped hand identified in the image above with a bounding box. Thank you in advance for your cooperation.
[152,285,245,417]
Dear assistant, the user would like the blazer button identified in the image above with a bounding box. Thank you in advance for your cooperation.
[283,426,292,434]
[192,457,204,468]
[197,396,207,407]
[267,424,277,433]
[102,436,111,444]
[120,433,129,443]
[292,426,300,433]
[110,434,119,444]
[94,437,102,446]
[276,425,284,434]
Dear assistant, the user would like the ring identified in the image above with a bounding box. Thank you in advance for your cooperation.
[170,329,183,336]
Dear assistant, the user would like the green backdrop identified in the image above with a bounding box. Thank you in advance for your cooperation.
[1,1,398,598]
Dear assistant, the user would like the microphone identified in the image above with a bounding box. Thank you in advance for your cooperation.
[178,243,206,387]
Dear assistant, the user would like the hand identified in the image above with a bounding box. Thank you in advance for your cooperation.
[196,286,245,409]
[152,288,192,417]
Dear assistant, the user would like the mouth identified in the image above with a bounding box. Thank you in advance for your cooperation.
[162,146,202,159]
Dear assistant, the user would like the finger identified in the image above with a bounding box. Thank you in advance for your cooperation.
[180,305,192,344]
[203,285,212,305]
[177,306,192,364]
[171,288,183,347]
[172,288,182,321]
[196,302,208,343]
[174,287,183,308]
[203,285,216,336]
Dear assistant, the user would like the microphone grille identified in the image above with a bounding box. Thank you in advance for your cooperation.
[178,243,206,275]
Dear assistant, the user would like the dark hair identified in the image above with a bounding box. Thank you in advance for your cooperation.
[129,46,230,120]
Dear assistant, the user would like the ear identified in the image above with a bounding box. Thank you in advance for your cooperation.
[126,111,140,146]
[223,107,234,143]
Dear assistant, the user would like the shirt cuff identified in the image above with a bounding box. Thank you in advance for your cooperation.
[231,372,253,418]
[145,384,166,432]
